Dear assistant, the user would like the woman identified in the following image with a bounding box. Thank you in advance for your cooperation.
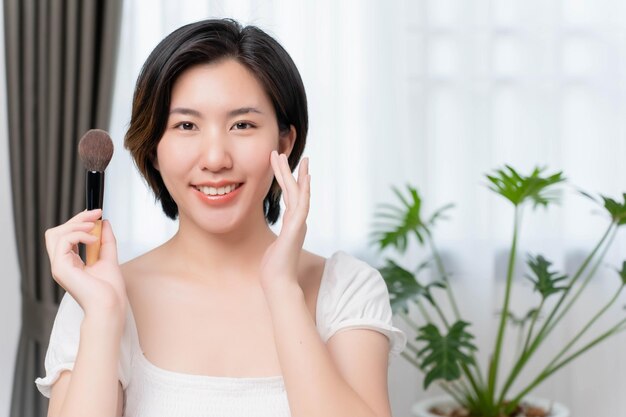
[36,18,406,417]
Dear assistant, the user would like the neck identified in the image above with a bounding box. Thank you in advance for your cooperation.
[165,209,278,284]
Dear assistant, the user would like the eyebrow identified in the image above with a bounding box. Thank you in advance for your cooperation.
[169,107,263,118]
[227,107,263,117]
[169,107,202,117]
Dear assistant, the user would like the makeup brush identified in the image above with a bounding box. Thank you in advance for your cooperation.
[78,129,114,266]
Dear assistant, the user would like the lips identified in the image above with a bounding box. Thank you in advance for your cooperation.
[193,183,242,196]
[193,179,242,188]
[191,182,244,205]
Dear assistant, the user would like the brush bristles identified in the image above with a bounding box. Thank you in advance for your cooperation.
[78,129,114,172]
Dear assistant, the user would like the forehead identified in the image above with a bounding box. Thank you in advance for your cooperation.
[169,59,274,114]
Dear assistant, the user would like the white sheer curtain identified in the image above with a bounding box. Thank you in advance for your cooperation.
[106,0,626,415]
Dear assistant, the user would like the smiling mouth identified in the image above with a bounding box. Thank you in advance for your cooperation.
[193,183,243,197]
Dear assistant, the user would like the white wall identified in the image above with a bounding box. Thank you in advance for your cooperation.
[0,1,23,416]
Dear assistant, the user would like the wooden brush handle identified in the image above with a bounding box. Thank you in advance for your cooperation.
[86,219,102,266]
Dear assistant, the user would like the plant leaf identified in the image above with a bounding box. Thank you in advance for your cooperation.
[616,261,626,285]
[378,259,436,314]
[486,165,565,208]
[504,308,540,327]
[416,321,477,389]
[525,254,568,299]
[370,185,453,253]
[601,194,626,226]
[427,203,456,228]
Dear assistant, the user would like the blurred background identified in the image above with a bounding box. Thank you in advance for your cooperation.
[2,0,626,416]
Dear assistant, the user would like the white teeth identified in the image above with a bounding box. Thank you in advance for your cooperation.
[197,183,239,196]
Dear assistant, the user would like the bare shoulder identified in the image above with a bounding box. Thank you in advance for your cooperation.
[302,249,326,268]
[299,249,327,285]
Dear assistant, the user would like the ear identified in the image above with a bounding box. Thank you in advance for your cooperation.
[278,125,297,157]
[152,155,160,171]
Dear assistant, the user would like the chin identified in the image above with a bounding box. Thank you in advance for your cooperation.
[196,216,240,235]
[188,208,259,235]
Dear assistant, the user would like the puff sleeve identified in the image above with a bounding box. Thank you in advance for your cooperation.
[318,251,407,364]
[34,292,133,398]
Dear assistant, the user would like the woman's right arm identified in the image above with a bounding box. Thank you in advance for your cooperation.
[47,315,125,417]
[44,210,128,417]
[49,374,123,417]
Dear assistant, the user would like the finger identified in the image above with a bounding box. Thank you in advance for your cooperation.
[46,220,97,239]
[293,158,310,220]
[45,221,96,259]
[299,173,311,217]
[297,157,309,187]
[52,231,98,273]
[289,155,308,213]
[99,220,119,264]
[55,231,98,254]
[278,153,299,209]
[290,173,311,228]
[54,221,97,235]
[67,208,103,224]
[46,221,96,248]
[270,151,289,205]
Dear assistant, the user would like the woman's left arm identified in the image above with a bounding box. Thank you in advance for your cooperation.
[265,282,393,417]
[260,152,393,417]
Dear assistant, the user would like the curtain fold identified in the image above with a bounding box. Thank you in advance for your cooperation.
[4,0,123,415]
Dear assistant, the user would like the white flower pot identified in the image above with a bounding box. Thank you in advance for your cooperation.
[411,395,569,417]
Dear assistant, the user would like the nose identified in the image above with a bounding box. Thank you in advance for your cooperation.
[198,128,233,172]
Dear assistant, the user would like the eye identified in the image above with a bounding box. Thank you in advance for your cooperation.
[174,121,196,131]
[232,122,255,130]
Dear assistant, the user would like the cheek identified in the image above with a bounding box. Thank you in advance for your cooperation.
[156,139,192,174]
[236,143,277,198]
[236,139,277,176]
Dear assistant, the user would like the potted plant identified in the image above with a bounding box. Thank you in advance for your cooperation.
[370,166,626,417]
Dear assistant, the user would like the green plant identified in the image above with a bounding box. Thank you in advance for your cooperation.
[370,166,626,416]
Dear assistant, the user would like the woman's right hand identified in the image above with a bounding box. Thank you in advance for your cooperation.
[45,209,127,324]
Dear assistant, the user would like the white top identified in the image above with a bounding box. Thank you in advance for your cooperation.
[35,251,407,417]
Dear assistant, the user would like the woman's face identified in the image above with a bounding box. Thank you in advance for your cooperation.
[155,59,294,233]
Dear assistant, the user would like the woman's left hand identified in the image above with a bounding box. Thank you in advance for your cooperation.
[259,150,311,295]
